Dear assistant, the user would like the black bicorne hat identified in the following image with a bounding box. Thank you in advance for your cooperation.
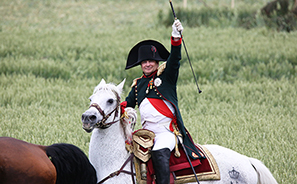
[125,40,170,70]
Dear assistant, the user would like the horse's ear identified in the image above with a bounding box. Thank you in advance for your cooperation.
[93,79,107,94]
[98,79,106,86]
[117,78,126,94]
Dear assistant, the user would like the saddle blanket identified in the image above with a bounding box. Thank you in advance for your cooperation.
[135,144,220,184]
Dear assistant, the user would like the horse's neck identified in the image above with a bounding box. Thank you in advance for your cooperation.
[90,121,127,157]
[89,120,131,182]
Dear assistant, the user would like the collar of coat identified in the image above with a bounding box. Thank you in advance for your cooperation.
[130,62,167,88]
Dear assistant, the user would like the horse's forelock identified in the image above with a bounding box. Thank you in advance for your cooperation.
[93,83,121,97]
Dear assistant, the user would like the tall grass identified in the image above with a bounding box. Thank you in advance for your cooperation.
[1,0,296,183]
[158,1,297,31]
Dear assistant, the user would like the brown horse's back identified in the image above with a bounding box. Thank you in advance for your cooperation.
[0,137,56,184]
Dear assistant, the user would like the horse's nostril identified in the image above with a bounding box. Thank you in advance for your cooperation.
[82,114,86,121]
[89,115,97,122]
[82,114,97,123]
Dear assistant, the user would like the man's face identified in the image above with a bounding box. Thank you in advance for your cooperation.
[141,60,159,76]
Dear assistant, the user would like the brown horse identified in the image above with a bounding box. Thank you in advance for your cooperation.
[0,137,97,184]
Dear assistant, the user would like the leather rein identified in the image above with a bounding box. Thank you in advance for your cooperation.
[98,153,136,184]
[90,89,136,184]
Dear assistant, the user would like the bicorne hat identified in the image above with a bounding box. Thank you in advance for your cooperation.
[125,40,170,70]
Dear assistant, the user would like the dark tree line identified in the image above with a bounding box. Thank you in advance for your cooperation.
[261,0,297,32]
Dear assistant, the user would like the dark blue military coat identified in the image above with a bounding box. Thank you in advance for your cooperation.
[125,38,204,159]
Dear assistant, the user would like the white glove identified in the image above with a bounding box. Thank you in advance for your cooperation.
[172,19,183,38]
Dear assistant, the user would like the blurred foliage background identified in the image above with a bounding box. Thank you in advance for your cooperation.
[1,0,297,183]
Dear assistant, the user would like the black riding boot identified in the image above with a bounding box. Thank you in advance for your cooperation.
[151,148,171,184]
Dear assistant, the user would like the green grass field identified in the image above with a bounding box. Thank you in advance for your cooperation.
[1,0,296,183]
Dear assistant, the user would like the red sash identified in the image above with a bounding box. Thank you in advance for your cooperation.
[147,98,176,132]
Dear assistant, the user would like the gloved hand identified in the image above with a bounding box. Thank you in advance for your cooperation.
[172,19,183,38]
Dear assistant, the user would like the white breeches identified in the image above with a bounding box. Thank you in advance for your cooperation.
[143,121,176,151]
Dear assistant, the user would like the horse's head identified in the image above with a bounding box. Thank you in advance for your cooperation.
[81,79,125,133]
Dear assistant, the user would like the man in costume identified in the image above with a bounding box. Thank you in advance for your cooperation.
[122,20,204,184]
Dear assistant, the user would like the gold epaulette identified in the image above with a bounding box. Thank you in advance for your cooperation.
[157,62,167,76]
[131,77,141,88]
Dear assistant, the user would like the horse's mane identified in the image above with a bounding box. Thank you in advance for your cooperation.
[46,143,97,184]
[121,107,137,144]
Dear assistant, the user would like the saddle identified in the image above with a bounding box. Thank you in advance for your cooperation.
[131,129,220,184]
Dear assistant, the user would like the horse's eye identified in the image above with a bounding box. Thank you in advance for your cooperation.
[107,99,114,104]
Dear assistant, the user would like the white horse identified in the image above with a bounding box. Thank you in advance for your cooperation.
[81,79,278,184]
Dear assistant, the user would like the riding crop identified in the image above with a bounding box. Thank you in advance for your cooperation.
[169,2,201,183]
[169,0,202,94]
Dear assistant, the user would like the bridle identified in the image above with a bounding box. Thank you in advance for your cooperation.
[89,89,136,184]
[89,89,121,129]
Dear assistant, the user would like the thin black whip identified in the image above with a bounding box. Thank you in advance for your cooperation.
[169,0,202,94]
[169,2,201,183]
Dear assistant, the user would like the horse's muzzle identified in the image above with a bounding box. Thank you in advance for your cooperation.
[81,112,98,133]
[82,123,95,133]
